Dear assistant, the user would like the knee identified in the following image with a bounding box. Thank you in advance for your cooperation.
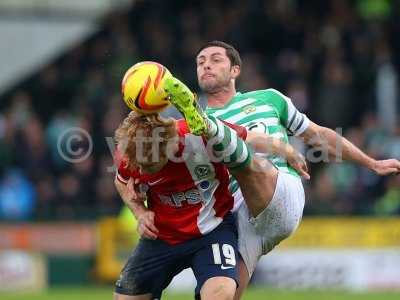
[207,285,235,300]
[221,289,236,300]
[200,277,236,300]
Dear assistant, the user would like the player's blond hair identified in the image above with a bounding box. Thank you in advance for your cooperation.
[115,111,177,170]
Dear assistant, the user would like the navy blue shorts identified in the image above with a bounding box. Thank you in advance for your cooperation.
[115,213,238,299]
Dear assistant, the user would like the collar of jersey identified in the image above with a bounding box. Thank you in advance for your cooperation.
[206,92,242,111]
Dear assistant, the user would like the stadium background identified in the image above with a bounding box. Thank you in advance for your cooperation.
[0,0,399,299]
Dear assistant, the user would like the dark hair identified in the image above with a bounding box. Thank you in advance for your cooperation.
[196,41,242,68]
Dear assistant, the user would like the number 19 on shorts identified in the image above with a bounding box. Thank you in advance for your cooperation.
[211,243,236,267]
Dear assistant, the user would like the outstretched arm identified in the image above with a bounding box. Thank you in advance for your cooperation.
[300,121,400,175]
[246,131,310,179]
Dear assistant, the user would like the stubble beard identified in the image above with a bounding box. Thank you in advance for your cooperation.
[199,76,231,95]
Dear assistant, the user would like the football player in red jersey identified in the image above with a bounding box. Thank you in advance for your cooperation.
[114,112,247,300]
[113,111,307,300]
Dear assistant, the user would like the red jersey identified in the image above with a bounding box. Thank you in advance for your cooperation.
[116,119,247,245]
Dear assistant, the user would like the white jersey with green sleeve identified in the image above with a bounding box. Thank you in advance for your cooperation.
[205,88,310,195]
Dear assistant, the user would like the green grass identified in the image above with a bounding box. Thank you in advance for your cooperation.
[1,286,400,300]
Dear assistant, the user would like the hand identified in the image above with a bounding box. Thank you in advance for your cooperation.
[126,178,157,239]
[287,152,310,180]
[372,159,400,176]
[137,210,159,239]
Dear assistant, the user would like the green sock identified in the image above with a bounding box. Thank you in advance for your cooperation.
[205,115,252,169]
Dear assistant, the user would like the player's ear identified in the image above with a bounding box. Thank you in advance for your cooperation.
[231,65,240,79]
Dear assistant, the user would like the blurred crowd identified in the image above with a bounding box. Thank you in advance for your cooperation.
[0,0,399,221]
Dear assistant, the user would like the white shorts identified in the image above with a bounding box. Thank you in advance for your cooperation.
[235,171,305,276]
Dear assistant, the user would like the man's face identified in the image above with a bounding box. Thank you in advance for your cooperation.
[139,156,168,174]
[136,120,178,174]
[196,46,235,93]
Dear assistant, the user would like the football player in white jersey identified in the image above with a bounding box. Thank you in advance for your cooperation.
[166,40,400,299]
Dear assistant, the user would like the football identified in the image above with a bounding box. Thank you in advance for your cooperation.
[121,61,172,114]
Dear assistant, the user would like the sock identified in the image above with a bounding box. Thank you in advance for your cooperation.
[205,115,252,169]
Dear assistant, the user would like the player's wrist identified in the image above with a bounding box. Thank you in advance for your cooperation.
[366,158,377,171]
[130,202,148,218]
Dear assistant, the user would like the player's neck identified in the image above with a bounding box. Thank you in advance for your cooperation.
[207,87,236,108]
